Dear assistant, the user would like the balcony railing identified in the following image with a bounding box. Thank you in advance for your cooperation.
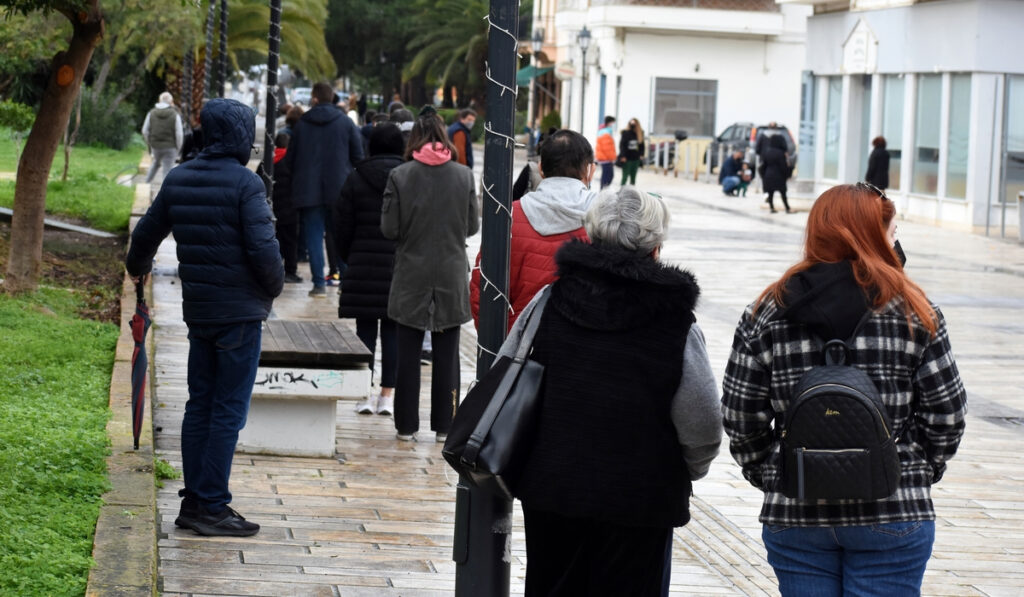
[585,0,780,11]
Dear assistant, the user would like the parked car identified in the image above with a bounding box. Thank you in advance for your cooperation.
[289,86,312,107]
[705,122,796,171]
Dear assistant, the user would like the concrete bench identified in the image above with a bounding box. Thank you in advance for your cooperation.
[236,320,372,457]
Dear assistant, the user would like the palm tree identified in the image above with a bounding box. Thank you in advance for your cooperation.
[228,0,336,81]
[403,0,489,111]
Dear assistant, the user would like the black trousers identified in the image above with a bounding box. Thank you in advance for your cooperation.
[355,317,397,388]
[767,189,790,212]
[394,323,460,435]
[523,506,673,597]
[274,210,299,275]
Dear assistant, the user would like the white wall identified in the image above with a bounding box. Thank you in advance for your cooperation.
[603,32,806,142]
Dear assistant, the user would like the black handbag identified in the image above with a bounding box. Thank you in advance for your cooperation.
[441,287,550,500]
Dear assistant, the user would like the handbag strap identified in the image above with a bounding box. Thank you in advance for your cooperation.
[461,286,551,469]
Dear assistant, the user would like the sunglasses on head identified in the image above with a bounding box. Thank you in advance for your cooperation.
[856,181,889,201]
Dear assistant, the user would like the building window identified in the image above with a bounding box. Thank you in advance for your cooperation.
[859,75,873,182]
[652,78,717,137]
[882,75,904,190]
[824,77,842,179]
[1005,75,1024,205]
[913,74,942,195]
[946,74,971,199]
[798,71,816,178]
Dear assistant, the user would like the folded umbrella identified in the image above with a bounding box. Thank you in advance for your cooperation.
[129,280,151,450]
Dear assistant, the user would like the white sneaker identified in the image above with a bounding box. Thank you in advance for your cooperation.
[435,433,447,443]
[355,395,378,415]
[376,395,394,416]
[396,433,416,441]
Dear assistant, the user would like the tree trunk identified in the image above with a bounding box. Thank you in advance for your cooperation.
[4,3,105,293]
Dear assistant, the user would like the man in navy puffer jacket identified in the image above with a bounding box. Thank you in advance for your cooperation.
[126,98,284,537]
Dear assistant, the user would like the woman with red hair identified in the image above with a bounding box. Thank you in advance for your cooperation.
[722,183,966,596]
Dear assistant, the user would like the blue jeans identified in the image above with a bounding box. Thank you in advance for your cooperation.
[763,521,935,597]
[182,321,263,512]
[300,205,326,288]
[722,175,740,194]
[600,162,614,189]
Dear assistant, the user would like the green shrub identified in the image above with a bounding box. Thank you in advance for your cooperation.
[75,92,137,151]
[540,109,561,132]
[0,100,35,134]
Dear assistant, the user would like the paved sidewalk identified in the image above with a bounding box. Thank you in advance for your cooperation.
[142,164,1024,596]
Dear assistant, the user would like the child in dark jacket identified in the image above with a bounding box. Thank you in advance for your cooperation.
[272,133,301,282]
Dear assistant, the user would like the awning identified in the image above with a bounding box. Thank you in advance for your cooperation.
[516,65,553,87]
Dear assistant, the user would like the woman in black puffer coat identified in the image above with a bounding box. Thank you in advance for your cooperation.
[332,123,406,416]
[760,133,792,213]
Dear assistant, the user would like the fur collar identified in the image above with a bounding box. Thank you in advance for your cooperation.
[551,239,700,331]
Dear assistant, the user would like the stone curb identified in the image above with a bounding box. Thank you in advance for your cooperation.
[85,181,157,597]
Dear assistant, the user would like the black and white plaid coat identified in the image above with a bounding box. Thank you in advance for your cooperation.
[721,296,967,527]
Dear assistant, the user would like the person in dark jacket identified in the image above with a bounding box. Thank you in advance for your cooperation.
[865,135,891,190]
[333,124,405,417]
[617,118,645,186]
[284,82,364,297]
[719,149,744,196]
[272,133,301,283]
[126,98,284,538]
[760,134,792,213]
[722,184,966,596]
[382,110,479,442]
[446,108,476,169]
[503,187,721,596]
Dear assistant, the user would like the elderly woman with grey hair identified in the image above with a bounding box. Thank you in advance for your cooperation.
[498,186,723,596]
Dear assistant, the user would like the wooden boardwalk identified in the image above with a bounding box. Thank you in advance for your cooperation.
[148,170,1024,596]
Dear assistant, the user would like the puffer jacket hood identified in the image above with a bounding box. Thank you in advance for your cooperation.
[520,177,596,236]
[775,260,872,340]
[303,103,345,126]
[354,154,403,193]
[200,98,255,165]
[553,239,699,331]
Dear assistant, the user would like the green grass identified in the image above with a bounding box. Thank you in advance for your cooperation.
[0,126,142,232]
[0,288,117,597]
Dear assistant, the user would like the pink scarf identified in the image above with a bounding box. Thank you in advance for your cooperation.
[412,142,452,165]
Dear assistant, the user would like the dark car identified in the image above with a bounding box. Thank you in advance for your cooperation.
[705,122,796,171]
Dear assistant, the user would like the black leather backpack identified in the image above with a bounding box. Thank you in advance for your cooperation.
[780,320,902,501]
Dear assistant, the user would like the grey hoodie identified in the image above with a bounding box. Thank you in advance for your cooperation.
[520,177,596,236]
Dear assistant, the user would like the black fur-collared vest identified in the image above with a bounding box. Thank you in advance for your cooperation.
[514,240,700,528]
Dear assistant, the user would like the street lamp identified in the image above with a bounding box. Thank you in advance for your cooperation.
[577,26,591,134]
[530,28,544,156]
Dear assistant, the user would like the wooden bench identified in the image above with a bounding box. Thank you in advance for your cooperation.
[236,320,373,457]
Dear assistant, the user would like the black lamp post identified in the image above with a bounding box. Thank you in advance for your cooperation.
[577,26,591,133]
[530,28,544,156]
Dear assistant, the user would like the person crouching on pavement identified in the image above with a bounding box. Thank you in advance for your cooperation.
[719,149,744,196]
[126,98,284,537]
[508,187,723,595]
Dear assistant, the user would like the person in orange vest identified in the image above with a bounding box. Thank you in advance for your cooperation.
[595,115,617,189]
[446,108,477,169]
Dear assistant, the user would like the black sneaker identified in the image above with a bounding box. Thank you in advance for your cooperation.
[174,496,200,529]
[420,350,433,365]
[284,273,303,284]
[191,506,260,537]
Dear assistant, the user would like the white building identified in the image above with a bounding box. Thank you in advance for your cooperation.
[784,0,1024,233]
[534,1,812,145]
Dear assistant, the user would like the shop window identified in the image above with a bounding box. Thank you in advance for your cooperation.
[882,75,904,190]
[913,74,941,195]
[652,78,717,137]
[1005,75,1024,205]
[824,77,842,179]
[946,74,971,199]
[798,71,816,178]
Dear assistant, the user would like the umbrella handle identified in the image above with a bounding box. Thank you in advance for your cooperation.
[136,280,145,303]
